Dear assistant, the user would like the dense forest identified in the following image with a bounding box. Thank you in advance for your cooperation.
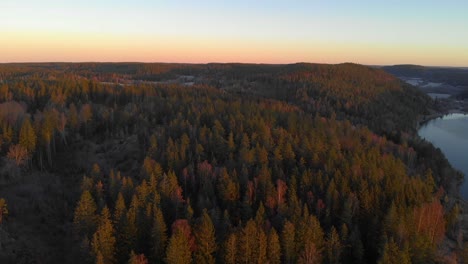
[0,63,464,263]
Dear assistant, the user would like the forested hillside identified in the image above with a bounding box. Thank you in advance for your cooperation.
[0,63,462,263]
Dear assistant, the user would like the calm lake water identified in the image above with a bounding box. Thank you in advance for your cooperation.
[418,113,468,198]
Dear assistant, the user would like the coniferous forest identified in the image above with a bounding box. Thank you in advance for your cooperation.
[0,63,464,263]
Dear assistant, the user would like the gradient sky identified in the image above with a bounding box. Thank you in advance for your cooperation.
[1,0,468,66]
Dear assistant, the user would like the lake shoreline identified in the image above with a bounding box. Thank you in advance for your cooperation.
[416,100,468,254]
[418,109,467,130]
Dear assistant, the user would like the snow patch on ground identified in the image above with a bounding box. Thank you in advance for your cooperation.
[423,82,444,88]
[404,78,423,86]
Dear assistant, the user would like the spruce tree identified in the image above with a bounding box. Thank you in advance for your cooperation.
[122,195,139,259]
[74,191,98,237]
[193,210,216,264]
[19,117,36,154]
[113,192,127,226]
[92,207,116,264]
[223,232,237,264]
[166,229,192,264]
[326,226,342,264]
[267,228,281,264]
[281,220,296,264]
[379,239,411,264]
[151,205,167,263]
[257,228,268,264]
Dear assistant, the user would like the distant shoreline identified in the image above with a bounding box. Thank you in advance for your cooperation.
[418,110,468,129]
[417,95,468,130]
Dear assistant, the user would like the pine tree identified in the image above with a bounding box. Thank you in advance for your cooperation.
[193,210,216,264]
[298,241,321,264]
[217,168,239,209]
[282,220,296,264]
[379,239,411,264]
[257,228,268,264]
[151,206,167,263]
[267,228,281,264]
[92,207,116,264]
[74,191,98,237]
[113,192,127,226]
[81,176,94,193]
[19,117,36,155]
[255,203,266,226]
[166,229,192,264]
[223,232,237,264]
[302,215,325,255]
[122,195,139,258]
[238,220,257,263]
[326,226,342,264]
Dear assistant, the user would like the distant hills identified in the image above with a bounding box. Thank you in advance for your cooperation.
[381,65,468,98]
[0,62,432,135]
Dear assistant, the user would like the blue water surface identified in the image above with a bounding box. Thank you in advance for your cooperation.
[419,113,468,198]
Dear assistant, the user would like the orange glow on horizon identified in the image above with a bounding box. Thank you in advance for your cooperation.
[1,31,467,67]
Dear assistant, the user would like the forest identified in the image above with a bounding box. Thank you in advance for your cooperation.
[0,63,464,263]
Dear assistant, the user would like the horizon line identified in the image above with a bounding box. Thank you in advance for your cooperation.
[0,61,467,69]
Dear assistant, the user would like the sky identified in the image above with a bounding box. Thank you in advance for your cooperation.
[1,0,468,66]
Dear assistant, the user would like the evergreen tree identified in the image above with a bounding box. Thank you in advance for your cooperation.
[301,215,325,255]
[114,193,128,263]
[19,117,37,155]
[122,195,139,258]
[113,192,127,226]
[151,205,167,263]
[267,228,281,264]
[298,241,321,264]
[74,191,98,237]
[166,229,192,264]
[326,226,342,264]
[223,232,237,264]
[91,207,116,264]
[282,220,296,264]
[257,228,268,264]
[238,219,257,263]
[193,210,216,264]
[379,239,411,264]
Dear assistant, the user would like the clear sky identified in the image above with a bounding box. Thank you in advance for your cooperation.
[1,0,467,66]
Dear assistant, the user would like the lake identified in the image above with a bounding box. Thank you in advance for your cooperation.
[418,113,468,198]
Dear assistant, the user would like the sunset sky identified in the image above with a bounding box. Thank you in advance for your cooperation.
[1,0,467,66]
